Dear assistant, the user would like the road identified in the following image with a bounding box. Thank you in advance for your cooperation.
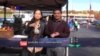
[69,24,100,56]
[70,24,100,38]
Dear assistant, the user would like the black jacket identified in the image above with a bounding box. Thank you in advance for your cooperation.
[25,21,46,39]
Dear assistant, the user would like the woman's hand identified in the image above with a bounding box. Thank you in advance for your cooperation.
[29,23,36,28]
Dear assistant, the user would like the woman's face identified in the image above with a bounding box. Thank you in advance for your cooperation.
[34,10,42,20]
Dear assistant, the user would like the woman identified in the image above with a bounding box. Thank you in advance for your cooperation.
[25,9,45,56]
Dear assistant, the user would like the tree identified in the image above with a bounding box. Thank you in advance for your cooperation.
[94,13,100,20]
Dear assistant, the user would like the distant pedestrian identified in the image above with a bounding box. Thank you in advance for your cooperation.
[68,16,74,31]
[73,19,80,31]
[86,20,91,29]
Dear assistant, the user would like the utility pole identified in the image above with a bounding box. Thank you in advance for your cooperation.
[3,0,7,26]
[66,0,68,22]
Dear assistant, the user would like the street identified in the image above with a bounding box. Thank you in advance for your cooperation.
[69,24,100,56]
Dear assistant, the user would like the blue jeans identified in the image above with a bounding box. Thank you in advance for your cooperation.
[47,47,65,56]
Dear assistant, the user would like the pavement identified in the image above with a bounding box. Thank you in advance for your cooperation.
[69,24,100,38]
[69,24,100,56]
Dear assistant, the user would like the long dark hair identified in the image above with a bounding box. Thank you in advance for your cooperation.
[29,9,43,23]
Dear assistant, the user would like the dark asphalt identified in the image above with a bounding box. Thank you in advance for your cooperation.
[69,47,100,56]
[70,24,100,38]
[69,24,100,56]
